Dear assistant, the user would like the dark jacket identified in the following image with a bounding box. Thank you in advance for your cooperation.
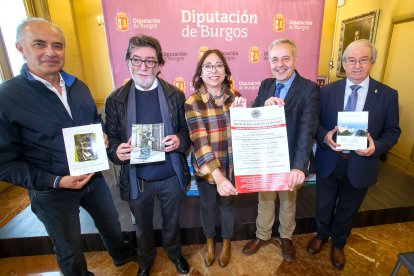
[105,78,191,201]
[315,77,401,188]
[0,64,102,190]
[252,71,320,175]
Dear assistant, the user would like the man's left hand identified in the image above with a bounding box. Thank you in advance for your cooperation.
[288,169,305,190]
[356,133,375,157]
[163,135,180,152]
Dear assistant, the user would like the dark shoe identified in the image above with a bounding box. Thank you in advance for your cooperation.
[172,256,189,274]
[279,238,295,262]
[218,239,231,267]
[136,267,150,276]
[114,249,138,267]
[204,237,215,266]
[307,236,328,255]
[242,237,267,256]
[331,247,345,270]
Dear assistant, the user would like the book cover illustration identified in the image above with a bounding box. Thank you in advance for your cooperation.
[336,111,368,150]
[62,124,109,176]
[130,123,165,164]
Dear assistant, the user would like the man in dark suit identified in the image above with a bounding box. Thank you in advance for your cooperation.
[306,39,401,270]
[242,38,320,262]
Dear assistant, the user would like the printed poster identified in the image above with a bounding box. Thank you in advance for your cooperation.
[231,105,290,193]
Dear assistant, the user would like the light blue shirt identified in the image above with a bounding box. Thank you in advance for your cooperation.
[276,71,296,100]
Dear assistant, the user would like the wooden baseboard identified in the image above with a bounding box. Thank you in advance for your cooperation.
[386,151,414,178]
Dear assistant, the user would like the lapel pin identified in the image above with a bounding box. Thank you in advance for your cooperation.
[374,89,378,93]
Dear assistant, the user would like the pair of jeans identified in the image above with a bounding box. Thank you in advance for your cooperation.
[29,174,129,276]
[196,178,235,239]
[128,175,183,269]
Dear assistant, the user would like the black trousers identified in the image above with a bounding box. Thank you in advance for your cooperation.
[315,158,368,248]
[196,178,235,239]
[30,175,129,276]
[128,175,183,269]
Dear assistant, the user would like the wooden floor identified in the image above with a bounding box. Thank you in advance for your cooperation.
[0,222,413,275]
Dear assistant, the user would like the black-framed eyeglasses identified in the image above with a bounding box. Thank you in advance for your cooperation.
[202,63,225,72]
[129,58,157,68]
[345,57,371,66]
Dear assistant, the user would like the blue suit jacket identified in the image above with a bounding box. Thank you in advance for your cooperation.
[252,71,320,174]
[315,77,401,188]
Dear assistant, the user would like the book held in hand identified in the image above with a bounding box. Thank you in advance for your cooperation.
[130,123,165,164]
[62,124,109,176]
[336,111,369,151]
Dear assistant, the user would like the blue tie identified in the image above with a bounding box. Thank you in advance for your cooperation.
[344,85,361,111]
[274,83,285,98]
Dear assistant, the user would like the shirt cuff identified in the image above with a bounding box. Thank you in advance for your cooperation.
[53,176,62,189]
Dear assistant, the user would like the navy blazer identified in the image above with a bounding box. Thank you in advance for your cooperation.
[252,71,320,174]
[315,77,401,188]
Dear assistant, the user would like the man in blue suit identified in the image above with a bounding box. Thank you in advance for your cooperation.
[306,39,401,270]
[242,38,320,262]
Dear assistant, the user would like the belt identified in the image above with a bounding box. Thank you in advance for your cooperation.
[339,153,350,159]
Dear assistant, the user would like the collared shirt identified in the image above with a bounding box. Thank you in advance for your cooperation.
[134,78,158,91]
[184,86,234,184]
[344,77,370,111]
[276,71,296,100]
[29,72,72,118]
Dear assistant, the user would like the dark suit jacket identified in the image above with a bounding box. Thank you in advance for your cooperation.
[315,77,401,188]
[252,71,320,175]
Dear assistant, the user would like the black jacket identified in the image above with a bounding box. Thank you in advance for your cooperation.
[105,78,191,200]
[0,65,101,190]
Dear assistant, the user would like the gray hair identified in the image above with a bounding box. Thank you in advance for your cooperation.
[16,17,65,43]
[125,34,165,66]
[268,38,297,58]
[342,39,377,64]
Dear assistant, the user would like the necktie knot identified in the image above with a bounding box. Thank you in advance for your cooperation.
[350,85,361,93]
[274,83,285,98]
[344,85,361,111]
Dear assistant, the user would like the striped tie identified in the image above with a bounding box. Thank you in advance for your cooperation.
[344,85,361,111]
[274,83,285,98]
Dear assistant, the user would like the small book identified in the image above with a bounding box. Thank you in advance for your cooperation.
[62,124,109,176]
[130,123,165,164]
[336,111,368,151]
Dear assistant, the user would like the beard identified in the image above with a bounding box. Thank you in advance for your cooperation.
[132,73,157,89]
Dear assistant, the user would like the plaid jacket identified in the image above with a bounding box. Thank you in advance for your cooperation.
[185,86,235,184]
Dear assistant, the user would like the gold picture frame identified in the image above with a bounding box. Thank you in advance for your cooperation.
[336,10,380,78]
[316,75,329,86]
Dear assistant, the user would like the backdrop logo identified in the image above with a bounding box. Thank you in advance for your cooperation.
[273,14,285,32]
[116,12,129,31]
[174,77,185,92]
[198,46,209,60]
[248,47,260,63]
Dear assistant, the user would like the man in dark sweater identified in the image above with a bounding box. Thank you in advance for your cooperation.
[105,35,191,276]
[0,18,135,275]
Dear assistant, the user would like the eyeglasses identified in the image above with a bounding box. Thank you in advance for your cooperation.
[202,63,225,72]
[345,57,371,66]
[129,58,157,68]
